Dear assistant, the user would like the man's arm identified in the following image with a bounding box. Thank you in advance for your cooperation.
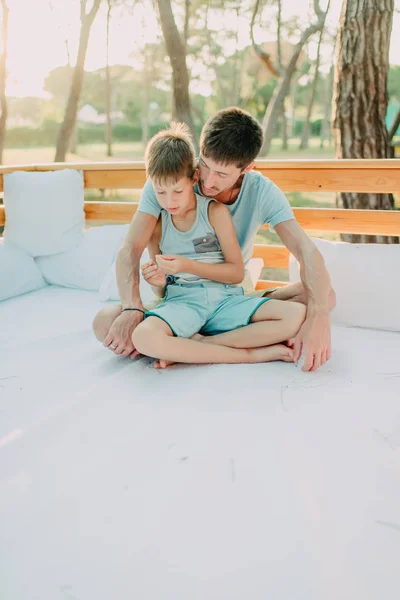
[274,219,332,371]
[116,211,158,309]
[103,211,158,357]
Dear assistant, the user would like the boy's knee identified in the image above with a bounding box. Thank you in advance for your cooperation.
[132,321,153,355]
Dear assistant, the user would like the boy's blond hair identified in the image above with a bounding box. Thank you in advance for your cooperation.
[145,122,197,184]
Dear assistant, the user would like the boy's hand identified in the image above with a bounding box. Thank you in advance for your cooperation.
[155,254,188,275]
[141,260,167,287]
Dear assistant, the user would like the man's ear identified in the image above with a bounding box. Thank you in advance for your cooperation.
[242,161,255,174]
[192,169,199,185]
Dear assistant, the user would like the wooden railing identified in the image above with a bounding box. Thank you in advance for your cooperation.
[1,159,399,289]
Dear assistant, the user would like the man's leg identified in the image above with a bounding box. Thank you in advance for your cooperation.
[132,316,295,366]
[92,304,122,343]
[198,299,306,349]
[264,282,336,309]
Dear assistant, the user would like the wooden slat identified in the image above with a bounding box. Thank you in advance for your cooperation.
[1,204,400,236]
[255,280,287,290]
[252,244,290,268]
[291,207,400,236]
[1,159,400,192]
[85,201,138,222]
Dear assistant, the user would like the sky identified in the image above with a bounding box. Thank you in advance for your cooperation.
[3,0,400,98]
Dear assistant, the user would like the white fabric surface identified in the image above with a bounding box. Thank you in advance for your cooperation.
[3,169,85,257]
[0,239,47,301]
[1,286,399,600]
[289,238,400,332]
[36,224,129,291]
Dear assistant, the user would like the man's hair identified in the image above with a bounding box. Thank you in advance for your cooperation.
[200,107,263,169]
[145,122,197,184]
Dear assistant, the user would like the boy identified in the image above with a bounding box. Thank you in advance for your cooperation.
[131,123,305,366]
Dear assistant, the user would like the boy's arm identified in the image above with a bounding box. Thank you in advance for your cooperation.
[157,202,244,284]
[143,218,166,297]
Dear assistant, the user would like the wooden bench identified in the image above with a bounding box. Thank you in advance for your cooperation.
[1,159,399,290]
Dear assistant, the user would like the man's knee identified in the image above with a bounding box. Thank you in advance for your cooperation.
[92,306,121,342]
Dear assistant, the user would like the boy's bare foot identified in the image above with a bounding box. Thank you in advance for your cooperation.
[246,344,295,363]
[153,333,206,368]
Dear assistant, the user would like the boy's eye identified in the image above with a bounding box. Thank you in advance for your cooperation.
[157,191,165,195]
[175,190,183,194]
[218,173,226,178]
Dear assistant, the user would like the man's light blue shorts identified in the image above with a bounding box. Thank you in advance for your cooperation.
[145,282,271,338]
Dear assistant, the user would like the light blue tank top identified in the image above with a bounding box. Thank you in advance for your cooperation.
[160,194,225,284]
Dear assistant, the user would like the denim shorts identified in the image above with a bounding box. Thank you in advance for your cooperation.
[144,282,270,338]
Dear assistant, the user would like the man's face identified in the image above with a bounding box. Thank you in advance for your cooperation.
[198,155,244,197]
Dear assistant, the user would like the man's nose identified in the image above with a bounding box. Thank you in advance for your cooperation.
[205,171,217,188]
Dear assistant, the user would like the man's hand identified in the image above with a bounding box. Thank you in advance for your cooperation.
[103,310,144,359]
[142,260,167,287]
[155,254,188,275]
[294,309,331,372]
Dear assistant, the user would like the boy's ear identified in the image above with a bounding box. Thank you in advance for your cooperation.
[192,169,200,184]
[242,161,255,174]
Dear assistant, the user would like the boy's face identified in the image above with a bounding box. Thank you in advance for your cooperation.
[198,155,253,197]
[152,173,198,216]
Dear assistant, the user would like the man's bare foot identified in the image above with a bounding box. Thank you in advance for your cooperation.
[247,344,295,363]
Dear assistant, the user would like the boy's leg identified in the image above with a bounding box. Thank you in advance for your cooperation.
[200,299,306,349]
[132,316,295,365]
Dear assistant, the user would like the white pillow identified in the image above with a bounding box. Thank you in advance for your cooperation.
[99,249,157,305]
[246,257,264,287]
[36,224,129,291]
[3,169,85,257]
[0,240,47,302]
[289,238,400,332]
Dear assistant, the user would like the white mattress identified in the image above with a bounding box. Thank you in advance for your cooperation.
[1,286,399,600]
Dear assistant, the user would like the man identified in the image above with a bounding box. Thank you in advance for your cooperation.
[93,107,334,372]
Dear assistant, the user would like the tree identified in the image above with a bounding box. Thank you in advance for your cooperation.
[0,0,9,163]
[299,14,328,150]
[156,0,196,140]
[252,0,330,156]
[105,0,113,156]
[332,0,397,244]
[54,0,102,162]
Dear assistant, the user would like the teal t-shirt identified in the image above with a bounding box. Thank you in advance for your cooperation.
[138,170,294,265]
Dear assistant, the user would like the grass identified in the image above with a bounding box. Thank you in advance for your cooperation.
[2,137,335,166]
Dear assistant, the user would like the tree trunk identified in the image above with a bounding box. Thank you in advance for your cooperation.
[0,0,9,164]
[156,0,195,141]
[54,0,102,162]
[105,0,113,157]
[281,102,288,150]
[260,1,328,156]
[141,46,151,146]
[320,64,334,148]
[332,0,397,244]
[289,75,299,138]
[299,25,324,150]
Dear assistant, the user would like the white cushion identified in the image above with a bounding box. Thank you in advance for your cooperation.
[99,249,158,305]
[3,169,85,257]
[36,225,129,291]
[246,257,264,287]
[289,238,400,332]
[0,240,47,302]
